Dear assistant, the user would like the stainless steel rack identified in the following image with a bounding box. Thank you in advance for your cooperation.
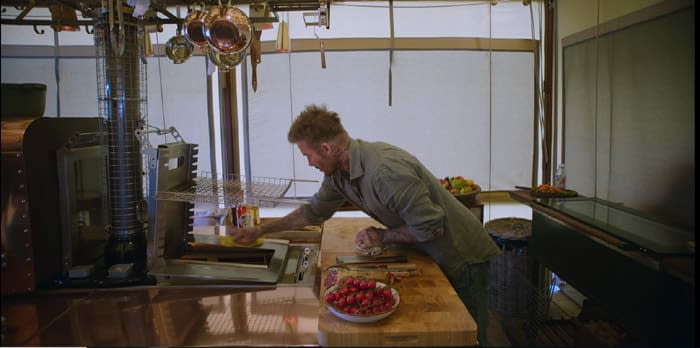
[155,172,313,207]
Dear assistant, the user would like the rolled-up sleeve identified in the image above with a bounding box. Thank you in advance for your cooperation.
[301,177,346,223]
[374,166,445,242]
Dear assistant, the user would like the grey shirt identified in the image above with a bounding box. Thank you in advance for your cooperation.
[301,139,500,280]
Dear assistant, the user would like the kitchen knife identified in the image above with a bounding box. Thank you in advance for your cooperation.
[336,255,408,265]
[344,263,417,271]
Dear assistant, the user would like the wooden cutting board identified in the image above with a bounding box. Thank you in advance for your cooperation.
[317,218,477,346]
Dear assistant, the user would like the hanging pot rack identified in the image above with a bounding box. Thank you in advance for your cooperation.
[0,0,326,29]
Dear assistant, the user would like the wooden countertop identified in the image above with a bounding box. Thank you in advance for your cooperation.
[316,218,477,347]
[1,217,476,347]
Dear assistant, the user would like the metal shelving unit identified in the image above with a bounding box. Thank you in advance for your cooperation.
[155,172,313,208]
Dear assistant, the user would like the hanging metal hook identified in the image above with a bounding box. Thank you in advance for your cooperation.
[33,24,45,35]
[16,0,35,20]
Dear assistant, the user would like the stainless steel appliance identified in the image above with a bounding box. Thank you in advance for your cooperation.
[1,117,105,294]
[144,140,319,286]
[56,131,111,281]
[1,119,318,293]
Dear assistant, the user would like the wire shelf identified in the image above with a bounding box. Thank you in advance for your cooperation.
[155,172,312,207]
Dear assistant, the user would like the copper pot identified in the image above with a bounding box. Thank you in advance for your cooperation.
[204,4,252,54]
[208,50,247,72]
[183,4,209,48]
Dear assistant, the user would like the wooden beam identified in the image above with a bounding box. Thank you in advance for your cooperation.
[261,37,536,53]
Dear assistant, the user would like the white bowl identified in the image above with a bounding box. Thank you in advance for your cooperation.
[325,281,400,323]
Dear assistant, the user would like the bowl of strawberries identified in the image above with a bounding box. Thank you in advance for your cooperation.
[324,276,400,323]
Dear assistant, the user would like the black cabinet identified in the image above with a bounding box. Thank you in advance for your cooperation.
[529,198,694,346]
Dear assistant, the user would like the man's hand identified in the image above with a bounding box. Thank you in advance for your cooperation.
[355,227,385,255]
[221,206,316,246]
[224,225,262,246]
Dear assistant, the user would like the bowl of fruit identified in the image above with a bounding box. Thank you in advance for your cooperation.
[324,276,400,323]
[440,176,481,206]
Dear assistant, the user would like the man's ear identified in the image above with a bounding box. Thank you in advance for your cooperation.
[319,142,331,154]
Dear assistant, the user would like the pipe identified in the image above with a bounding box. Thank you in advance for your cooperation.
[94,11,147,270]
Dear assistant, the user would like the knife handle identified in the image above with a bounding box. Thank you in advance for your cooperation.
[336,255,408,264]
[346,263,417,270]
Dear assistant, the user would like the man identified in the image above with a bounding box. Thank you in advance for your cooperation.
[227,104,500,346]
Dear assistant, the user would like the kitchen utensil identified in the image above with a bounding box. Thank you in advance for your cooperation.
[250,29,262,91]
[352,270,416,278]
[327,263,418,275]
[312,27,326,68]
[207,49,246,72]
[345,263,417,270]
[165,30,194,64]
[336,255,408,265]
[204,1,252,54]
[183,3,209,48]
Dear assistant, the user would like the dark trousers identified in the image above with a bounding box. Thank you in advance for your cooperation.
[451,261,491,347]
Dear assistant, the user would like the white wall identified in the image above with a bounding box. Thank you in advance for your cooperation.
[245,49,534,198]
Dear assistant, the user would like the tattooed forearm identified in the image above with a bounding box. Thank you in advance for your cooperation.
[381,225,418,244]
[256,206,315,235]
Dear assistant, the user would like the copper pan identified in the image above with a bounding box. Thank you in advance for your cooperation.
[204,1,252,54]
[208,50,247,72]
[183,3,209,48]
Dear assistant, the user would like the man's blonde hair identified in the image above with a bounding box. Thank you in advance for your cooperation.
[287,104,347,146]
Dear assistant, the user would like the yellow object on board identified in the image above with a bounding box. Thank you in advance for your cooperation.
[217,235,264,248]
